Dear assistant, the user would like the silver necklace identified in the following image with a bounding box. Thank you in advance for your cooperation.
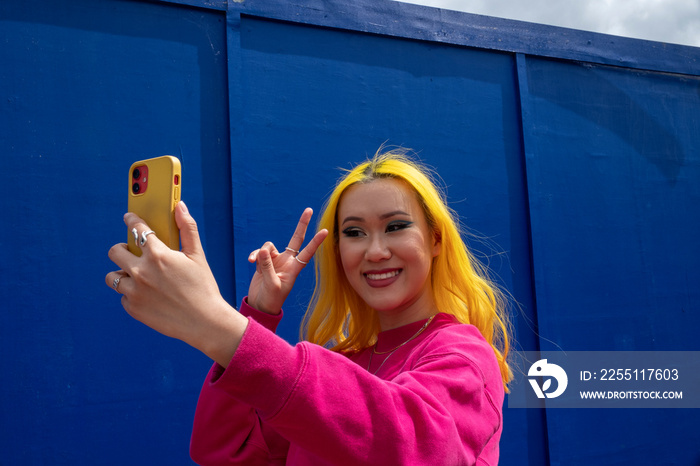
[367,315,436,375]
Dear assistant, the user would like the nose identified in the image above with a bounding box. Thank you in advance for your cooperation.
[365,234,391,262]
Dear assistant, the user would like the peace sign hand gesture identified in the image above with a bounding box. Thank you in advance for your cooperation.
[247,208,328,315]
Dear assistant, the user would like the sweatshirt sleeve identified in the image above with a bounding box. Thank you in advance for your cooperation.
[239,296,283,332]
[212,318,504,465]
[189,301,288,465]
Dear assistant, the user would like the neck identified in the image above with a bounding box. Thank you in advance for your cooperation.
[377,305,437,331]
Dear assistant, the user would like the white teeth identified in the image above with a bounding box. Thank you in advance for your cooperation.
[366,270,400,280]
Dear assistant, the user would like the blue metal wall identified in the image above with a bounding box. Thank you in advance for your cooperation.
[1,0,230,463]
[519,55,700,464]
[1,0,698,464]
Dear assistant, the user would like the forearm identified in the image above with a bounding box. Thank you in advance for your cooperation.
[196,297,280,367]
[192,299,249,368]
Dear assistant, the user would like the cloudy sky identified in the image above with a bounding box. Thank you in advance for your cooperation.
[397,0,700,47]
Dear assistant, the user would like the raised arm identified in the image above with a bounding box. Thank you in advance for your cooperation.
[106,203,329,464]
[106,202,246,367]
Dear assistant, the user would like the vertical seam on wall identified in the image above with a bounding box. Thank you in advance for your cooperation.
[226,5,243,305]
[513,54,542,350]
[514,51,551,466]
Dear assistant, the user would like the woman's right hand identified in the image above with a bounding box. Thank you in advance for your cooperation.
[247,208,328,315]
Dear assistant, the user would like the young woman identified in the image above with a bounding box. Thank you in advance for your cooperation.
[106,149,512,465]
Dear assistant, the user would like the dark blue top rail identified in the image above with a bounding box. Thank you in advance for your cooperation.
[159,0,700,75]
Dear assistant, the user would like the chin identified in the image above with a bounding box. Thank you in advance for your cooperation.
[369,302,407,314]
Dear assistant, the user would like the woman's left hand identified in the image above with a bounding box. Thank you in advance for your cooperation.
[106,202,247,367]
[247,208,328,315]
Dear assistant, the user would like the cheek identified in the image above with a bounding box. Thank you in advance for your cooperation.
[338,242,359,276]
[403,236,430,257]
[403,237,435,273]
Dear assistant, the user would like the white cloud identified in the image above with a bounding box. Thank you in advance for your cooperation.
[580,0,700,45]
[396,0,700,47]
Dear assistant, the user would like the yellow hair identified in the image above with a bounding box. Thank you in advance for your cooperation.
[301,148,513,389]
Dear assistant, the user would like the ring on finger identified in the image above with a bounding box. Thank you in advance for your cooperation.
[285,247,300,255]
[140,230,156,246]
[294,256,308,266]
[112,276,122,292]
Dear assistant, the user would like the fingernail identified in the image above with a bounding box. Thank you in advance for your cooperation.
[179,201,189,214]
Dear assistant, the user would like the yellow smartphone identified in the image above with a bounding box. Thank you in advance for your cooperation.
[127,155,182,256]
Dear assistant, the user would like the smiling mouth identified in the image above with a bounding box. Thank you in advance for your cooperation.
[365,270,401,280]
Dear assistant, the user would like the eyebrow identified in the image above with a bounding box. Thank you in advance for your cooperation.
[340,210,410,226]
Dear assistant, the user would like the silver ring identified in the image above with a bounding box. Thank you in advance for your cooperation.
[294,256,308,266]
[285,247,300,255]
[140,230,156,246]
[112,277,121,291]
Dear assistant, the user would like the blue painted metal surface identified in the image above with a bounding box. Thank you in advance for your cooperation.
[1,0,229,463]
[2,0,698,464]
[519,55,700,465]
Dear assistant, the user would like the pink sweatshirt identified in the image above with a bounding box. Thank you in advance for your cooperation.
[190,299,504,465]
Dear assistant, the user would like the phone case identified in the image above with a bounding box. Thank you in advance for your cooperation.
[127,155,181,256]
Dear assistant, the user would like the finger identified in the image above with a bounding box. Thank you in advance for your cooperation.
[109,243,139,273]
[256,248,279,285]
[106,270,130,294]
[123,212,166,255]
[175,201,204,258]
[286,208,313,252]
[262,241,280,257]
[250,242,279,264]
[297,228,329,264]
[248,248,260,263]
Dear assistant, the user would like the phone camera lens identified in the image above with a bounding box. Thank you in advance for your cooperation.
[132,183,140,194]
[133,168,141,180]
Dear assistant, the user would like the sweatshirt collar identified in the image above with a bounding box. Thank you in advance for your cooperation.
[374,313,453,353]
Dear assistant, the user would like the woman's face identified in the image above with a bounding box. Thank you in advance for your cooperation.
[337,178,441,329]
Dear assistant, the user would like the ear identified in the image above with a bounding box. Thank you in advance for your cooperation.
[432,229,442,257]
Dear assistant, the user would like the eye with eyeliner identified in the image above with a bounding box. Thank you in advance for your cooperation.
[342,221,413,237]
[386,221,413,233]
[341,227,364,237]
